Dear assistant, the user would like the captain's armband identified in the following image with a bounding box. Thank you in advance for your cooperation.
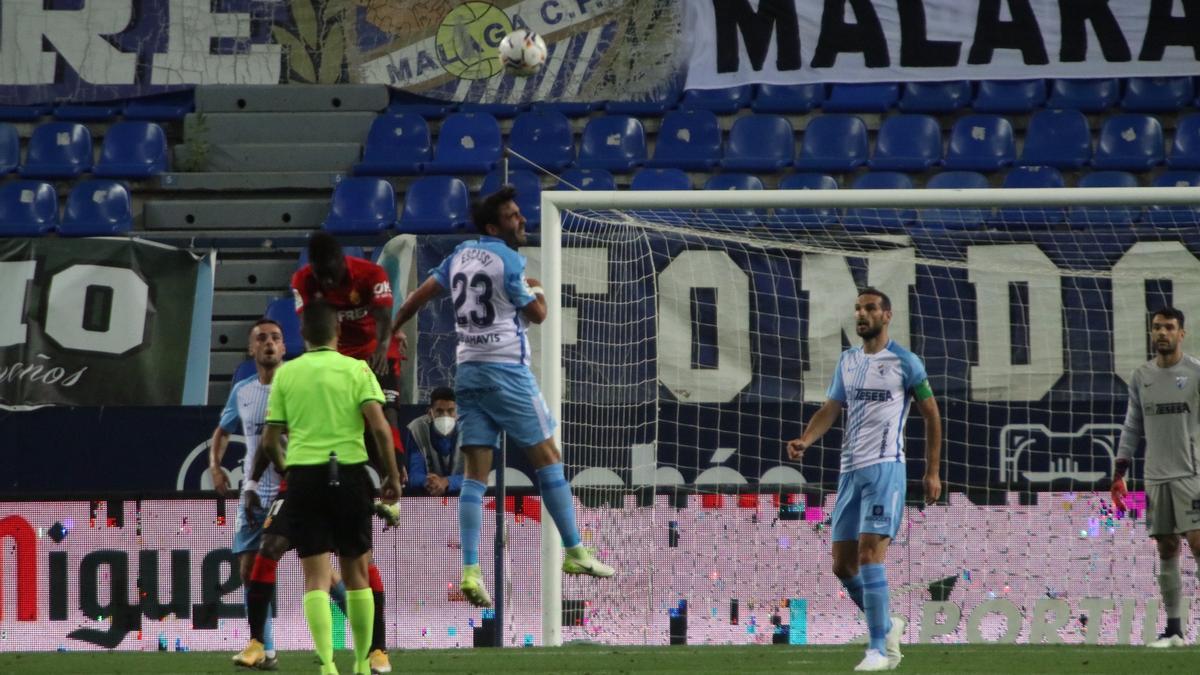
[913,380,934,402]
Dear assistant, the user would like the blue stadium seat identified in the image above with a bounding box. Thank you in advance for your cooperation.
[751,83,824,113]
[577,115,646,172]
[353,113,430,176]
[425,113,502,174]
[1167,113,1200,170]
[231,359,257,383]
[898,81,971,113]
[823,83,899,112]
[680,85,752,114]
[555,168,616,191]
[123,91,194,121]
[480,169,542,227]
[973,79,1046,113]
[1122,77,1195,112]
[702,173,764,222]
[993,166,1066,228]
[920,171,990,231]
[397,176,470,233]
[0,105,51,121]
[1068,171,1140,228]
[1145,171,1200,228]
[846,172,915,233]
[794,115,869,172]
[1092,113,1164,171]
[646,109,722,170]
[0,123,17,174]
[457,102,525,118]
[507,110,575,172]
[0,181,57,236]
[631,168,691,190]
[1047,78,1119,113]
[944,115,1015,171]
[775,173,838,228]
[322,177,396,233]
[59,180,133,237]
[870,114,943,172]
[1018,109,1091,169]
[529,101,597,118]
[264,297,304,359]
[93,122,169,178]
[604,92,677,116]
[53,103,121,121]
[721,114,794,172]
[20,122,92,178]
[387,102,454,118]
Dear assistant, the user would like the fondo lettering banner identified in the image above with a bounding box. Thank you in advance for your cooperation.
[686,0,1200,89]
[0,238,214,406]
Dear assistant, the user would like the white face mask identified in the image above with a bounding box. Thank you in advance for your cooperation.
[433,415,456,436]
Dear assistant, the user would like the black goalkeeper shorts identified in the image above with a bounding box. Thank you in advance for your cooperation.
[284,463,374,558]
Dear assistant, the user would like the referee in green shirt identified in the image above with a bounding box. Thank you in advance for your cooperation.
[260,301,402,675]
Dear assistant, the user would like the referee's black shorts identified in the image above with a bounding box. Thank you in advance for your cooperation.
[285,463,374,558]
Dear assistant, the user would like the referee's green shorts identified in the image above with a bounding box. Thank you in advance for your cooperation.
[1146,475,1200,537]
[285,463,374,558]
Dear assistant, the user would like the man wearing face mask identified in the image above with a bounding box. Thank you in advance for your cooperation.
[404,387,464,496]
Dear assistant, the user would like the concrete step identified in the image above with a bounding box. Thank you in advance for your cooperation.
[208,381,231,406]
[195,85,389,113]
[140,231,315,250]
[215,258,298,291]
[175,142,361,173]
[212,289,279,316]
[144,197,330,229]
[185,111,376,144]
[212,319,257,350]
[211,352,249,378]
[157,170,343,191]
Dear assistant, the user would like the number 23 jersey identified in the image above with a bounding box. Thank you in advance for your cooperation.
[432,236,537,366]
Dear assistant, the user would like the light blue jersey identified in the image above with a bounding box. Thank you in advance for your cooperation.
[827,340,928,473]
[219,375,283,505]
[432,236,537,367]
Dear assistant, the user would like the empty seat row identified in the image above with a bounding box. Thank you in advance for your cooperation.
[389,77,1200,119]
[0,121,169,179]
[0,179,133,236]
[0,91,194,122]
[353,110,1200,177]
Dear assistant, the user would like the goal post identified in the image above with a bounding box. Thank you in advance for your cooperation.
[536,186,1200,647]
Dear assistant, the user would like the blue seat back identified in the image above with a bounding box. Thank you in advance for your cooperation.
[1018,109,1091,169]
[508,110,574,171]
[824,83,898,112]
[60,180,132,236]
[363,113,431,163]
[0,123,17,173]
[847,172,914,232]
[631,168,691,191]
[231,359,257,383]
[871,114,942,171]
[578,115,647,171]
[973,79,1046,113]
[1093,113,1164,170]
[725,114,794,168]
[898,81,971,113]
[945,115,1014,171]
[1069,171,1141,227]
[1122,77,1194,112]
[1146,171,1200,228]
[649,109,722,169]
[324,177,396,233]
[995,166,1066,228]
[555,168,616,191]
[1168,113,1200,170]
[22,122,92,177]
[398,176,470,232]
[264,297,305,359]
[776,173,838,228]
[123,91,194,121]
[922,171,990,230]
[752,83,824,113]
[0,181,58,235]
[1047,78,1119,112]
[480,169,542,226]
[680,85,752,113]
[702,173,763,221]
[431,113,501,165]
[795,115,869,171]
[96,122,169,177]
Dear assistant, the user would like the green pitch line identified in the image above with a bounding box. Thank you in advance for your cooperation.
[0,644,1195,674]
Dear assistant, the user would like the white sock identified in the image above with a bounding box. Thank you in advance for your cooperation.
[265,649,276,658]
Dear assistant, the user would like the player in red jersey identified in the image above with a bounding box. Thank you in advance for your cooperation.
[291,232,405,674]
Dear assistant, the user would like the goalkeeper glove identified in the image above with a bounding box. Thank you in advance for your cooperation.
[1111,458,1130,512]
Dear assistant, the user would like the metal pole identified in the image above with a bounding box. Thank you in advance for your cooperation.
[492,434,506,647]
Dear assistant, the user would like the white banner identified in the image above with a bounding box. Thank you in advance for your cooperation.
[685,0,1200,89]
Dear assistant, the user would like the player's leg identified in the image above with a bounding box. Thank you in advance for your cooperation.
[330,566,348,616]
[830,470,865,613]
[242,496,294,668]
[366,556,390,673]
[459,444,495,607]
[1148,481,1186,647]
[290,468,340,675]
[232,501,276,670]
[854,463,906,672]
[520,438,612,577]
[332,464,379,675]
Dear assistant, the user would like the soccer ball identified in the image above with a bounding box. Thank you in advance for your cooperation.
[498,29,547,77]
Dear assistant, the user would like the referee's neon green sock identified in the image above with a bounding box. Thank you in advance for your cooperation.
[303,590,335,671]
[346,587,375,674]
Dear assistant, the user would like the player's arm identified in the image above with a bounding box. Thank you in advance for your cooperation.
[914,384,942,504]
[1112,370,1144,511]
[368,267,396,375]
[391,276,445,335]
[786,399,843,460]
[520,276,547,324]
[364,401,402,502]
[208,426,233,496]
[260,424,287,474]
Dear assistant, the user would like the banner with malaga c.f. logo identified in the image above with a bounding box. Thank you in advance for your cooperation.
[0,238,214,406]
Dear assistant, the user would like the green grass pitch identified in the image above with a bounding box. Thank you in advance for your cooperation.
[0,644,1195,674]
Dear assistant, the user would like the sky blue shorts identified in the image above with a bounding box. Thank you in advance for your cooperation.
[456,362,557,450]
[831,461,907,543]
[232,501,268,554]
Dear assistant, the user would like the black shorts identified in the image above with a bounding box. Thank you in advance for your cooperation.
[261,491,293,542]
[376,366,399,409]
[285,463,374,558]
